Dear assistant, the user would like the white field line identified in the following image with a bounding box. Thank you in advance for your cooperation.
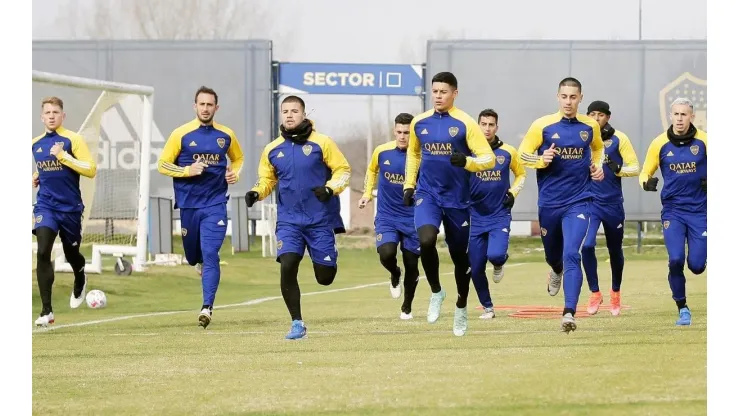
[32,263,526,333]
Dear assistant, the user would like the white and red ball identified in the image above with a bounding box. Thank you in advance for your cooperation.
[85,289,107,309]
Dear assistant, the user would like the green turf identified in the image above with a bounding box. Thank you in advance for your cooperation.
[32,239,706,415]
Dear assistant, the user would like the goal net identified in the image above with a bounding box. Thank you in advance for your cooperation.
[32,70,154,273]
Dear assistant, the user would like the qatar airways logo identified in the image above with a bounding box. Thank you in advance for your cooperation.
[555,147,584,160]
[383,172,404,185]
[423,142,452,156]
[475,170,502,181]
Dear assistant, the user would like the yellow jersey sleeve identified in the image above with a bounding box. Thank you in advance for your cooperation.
[639,135,665,187]
[462,116,495,172]
[363,145,382,200]
[615,132,640,177]
[221,125,244,181]
[251,143,278,200]
[695,129,707,152]
[403,117,421,190]
[518,120,548,169]
[503,144,526,197]
[590,124,604,166]
[158,129,190,178]
[318,137,351,195]
[58,133,97,178]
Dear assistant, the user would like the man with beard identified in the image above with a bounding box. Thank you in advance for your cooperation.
[640,97,707,326]
[583,101,639,316]
[158,86,245,329]
[247,95,351,339]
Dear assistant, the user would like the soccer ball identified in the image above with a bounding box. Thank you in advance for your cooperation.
[86,290,107,309]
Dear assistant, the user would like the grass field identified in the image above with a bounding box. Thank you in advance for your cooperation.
[32,237,707,415]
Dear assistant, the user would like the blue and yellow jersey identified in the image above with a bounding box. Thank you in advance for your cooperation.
[639,129,707,213]
[470,143,526,221]
[251,130,351,227]
[363,141,414,219]
[157,119,244,210]
[404,107,495,208]
[518,112,604,208]
[592,130,640,204]
[33,127,97,213]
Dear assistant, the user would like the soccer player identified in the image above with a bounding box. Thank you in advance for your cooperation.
[32,96,97,327]
[247,95,351,340]
[469,109,526,319]
[404,72,495,337]
[359,113,421,320]
[157,86,244,329]
[518,77,605,333]
[583,100,640,316]
[639,97,706,326]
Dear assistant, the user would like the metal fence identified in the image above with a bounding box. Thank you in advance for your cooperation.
[426,40,707,221]
[32,40,273,249]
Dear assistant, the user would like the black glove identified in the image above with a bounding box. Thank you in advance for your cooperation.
[643,177,659,192]
[606,159,621,174]
[701,178,707,192]
[312,186,333,202]
[246,191,259,207]
[450,151,467,168]
[502,191,515,209]
[403,188,415,206]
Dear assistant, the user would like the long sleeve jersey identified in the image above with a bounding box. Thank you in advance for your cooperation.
[469,142,526,221]
[363,141,414,220]
[592,129,640,204]
[639,129,707,214]
[518,112,604,208]
[251,130,351,227]
[157,119,244,210]
[33,127,97,212]
[403,107,495,208]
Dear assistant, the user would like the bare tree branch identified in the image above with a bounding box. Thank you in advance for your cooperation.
[57,0,274,40]
[338,120,395,194]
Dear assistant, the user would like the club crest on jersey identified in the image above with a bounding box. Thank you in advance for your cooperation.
[302,144,312,156]
[579,131,589,141]
[376,233,382,241]
[659,72,707,131]
[690,145,699,155]
[217,138,226,148]
[35,215,43,224]
[181,228,188,237]
[448,127,459,137]
[540,227,547,237]
[496,155,505,165]
[604,139,613,148]
[276,240,283,250]
[663,221,670,229]
[416,198,423,206]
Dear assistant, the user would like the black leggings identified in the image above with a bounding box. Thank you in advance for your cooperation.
[279,253,337,321]
[417,225,471,308]
[377,242,421,313]
[35,227,86,312]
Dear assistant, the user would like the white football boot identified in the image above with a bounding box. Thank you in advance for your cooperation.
[70,272,88,309]
[35,312,55,327]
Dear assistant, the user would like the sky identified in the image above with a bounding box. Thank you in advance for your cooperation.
[33,0,707,63]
